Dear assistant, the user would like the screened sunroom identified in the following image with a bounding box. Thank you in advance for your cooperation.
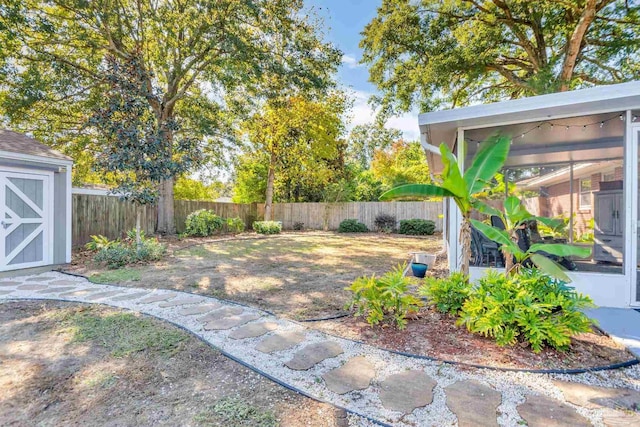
[419,81,640,308]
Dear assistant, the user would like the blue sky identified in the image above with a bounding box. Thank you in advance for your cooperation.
[305,1,420,140]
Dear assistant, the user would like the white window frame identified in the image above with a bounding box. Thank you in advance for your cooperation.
[579,177,592,209]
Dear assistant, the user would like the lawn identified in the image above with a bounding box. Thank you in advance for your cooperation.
[0,301,355,427]
[70,232,446,320]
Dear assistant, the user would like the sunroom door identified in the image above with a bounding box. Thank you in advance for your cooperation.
[634,126,640,304]
[0,170,53,271]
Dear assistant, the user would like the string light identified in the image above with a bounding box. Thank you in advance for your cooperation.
[620,114,625,121]
[633,116,638,122]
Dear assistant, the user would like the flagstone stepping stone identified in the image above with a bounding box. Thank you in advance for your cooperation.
[110,292,149,301]
[137,293,176,304]
[49,280,79,286]
[84,290,126,301]
[518,394,590,427]
[0,281,21,287]
[198,306,244,322]
[229,322,279,339]
[178,302,222,316]
[158,296,203,308]
[553,380,640,411]
[17,284,49,291]
[602,408,640,426]
[0,290,12,295]
[27,276,55,281]
[322,356,375,395]
[58,290,92,297]
[256,331,307,354]
[285,341,344,371]
[445,380,501,427]
[379,370,436,413]
[203,313,261,331]
[36,286,76,294]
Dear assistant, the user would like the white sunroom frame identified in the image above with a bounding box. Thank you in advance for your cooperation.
[418,81,640,308]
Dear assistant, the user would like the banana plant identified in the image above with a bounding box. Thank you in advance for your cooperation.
[380,135,511,277]
[470,196,591,282]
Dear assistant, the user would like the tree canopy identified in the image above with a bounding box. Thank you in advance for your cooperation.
[361,0,640,113]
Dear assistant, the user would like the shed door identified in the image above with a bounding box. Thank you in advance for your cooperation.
[0,170,53,271]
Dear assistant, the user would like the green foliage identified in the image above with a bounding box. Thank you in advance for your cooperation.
[345,264,423,329]
[252,221,282,235]
[338,219,369,233]
[347,123,402,169]
[420,272,471,315]
[194,397,277,427]
[360,0,640,114]
[125,228,147,241]
[225,217,245,233]
[94,238,166,269]
[371,141,431,191]
[58,309,186,358]
[374,214,396,233]
[458,269,594,353]
[471,195,592,281]
[398,219,436,235]
[174,176,224,201]
[184,210,225,237]
[85,235,119,251]
[89,268,142,284]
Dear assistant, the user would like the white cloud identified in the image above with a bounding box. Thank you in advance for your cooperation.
[341,54,362,69]
[348,89,420,141]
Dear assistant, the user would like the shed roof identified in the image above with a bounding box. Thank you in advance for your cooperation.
[0,129,72,162]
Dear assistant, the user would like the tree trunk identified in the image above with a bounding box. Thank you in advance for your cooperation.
[157,176,176,234]
[559,0,597,91]
[459,217,471,277]
[264,151,277,221]
[136,210,142,252]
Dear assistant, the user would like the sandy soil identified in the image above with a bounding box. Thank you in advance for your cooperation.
[0,301,351,427]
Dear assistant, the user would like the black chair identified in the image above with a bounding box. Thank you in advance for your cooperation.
[471,226,502,267]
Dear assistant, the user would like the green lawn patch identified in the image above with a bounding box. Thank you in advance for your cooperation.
[194,397,277,427]
[89,268,142,284]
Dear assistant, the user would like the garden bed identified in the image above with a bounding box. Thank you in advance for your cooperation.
[311,307,635,371]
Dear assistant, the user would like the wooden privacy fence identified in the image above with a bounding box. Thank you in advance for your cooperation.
[72,194,442,246]
[262,201,442,232]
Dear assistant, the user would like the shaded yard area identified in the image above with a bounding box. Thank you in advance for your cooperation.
[70,232,446,320]
[0,301,354,427]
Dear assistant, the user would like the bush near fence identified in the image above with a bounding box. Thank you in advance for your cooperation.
[72,194,442,246]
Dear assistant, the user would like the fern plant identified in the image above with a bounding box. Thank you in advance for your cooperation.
[457,269,594,353]
[419,272,471,315]
[345,263,423,329]
[85,235,119,251]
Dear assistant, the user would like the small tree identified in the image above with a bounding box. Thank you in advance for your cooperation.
[380,135,511,276]
[89,54,201,242]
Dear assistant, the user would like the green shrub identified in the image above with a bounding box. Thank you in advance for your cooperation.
[345,263,423,329]
[338,219,368,233]
[184,209,225,237]
[398,219,436,235]
[420,272,471,315]
[253,221,282,234]
[125,228,147,241]
[374,214,396,233]
[225,217,245,233]
[85,235,119,251]
[94,238,166,268]
[458,269,594,353]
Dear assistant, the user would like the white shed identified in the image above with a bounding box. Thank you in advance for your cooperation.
[0,130,73,272]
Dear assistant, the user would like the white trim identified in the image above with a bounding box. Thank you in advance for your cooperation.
[629,119,640,304]
[578,177,592,210]
[66,167,72,263]
[71,187,113,196]
[0,149,73,167]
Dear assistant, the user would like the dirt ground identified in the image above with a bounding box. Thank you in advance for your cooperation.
[0,301,354,427]
[69,232,447,320]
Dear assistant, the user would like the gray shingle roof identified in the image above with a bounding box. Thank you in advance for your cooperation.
[0,129,72,162]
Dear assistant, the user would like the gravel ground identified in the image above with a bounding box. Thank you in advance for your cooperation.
[2,271,639,427]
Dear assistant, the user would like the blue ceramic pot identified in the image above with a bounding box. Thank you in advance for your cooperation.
[411,263,428,278]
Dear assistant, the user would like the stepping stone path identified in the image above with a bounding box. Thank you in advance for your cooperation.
[285,341,343,370]
[178,302,221,316]
[158,296,202,307]
[256,331,306,354]
[3,271,640,427]
[322,356,375,395]
[203,313,261,331]
[445,380,501,427]
[138,293,176,304]
[518,394,591,427]
[379,370,436,414]
[229,322,278,339]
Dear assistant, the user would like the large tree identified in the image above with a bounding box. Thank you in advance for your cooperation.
[361,0,640,112]
[0,0,340,233]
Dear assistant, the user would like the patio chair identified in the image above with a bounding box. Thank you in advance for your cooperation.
[471,226,502,267]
